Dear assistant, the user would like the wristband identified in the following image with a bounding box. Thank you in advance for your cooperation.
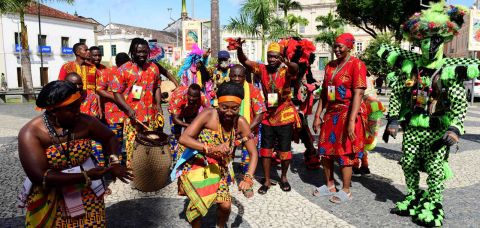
[42,169,52,189]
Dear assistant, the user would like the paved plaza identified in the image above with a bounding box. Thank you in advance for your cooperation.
[0,97,479,227]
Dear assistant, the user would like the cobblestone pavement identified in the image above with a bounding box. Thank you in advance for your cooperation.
[0,100,479,227]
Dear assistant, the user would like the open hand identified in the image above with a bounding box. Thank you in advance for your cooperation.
[347,120,356,141]
[109,164,133,183]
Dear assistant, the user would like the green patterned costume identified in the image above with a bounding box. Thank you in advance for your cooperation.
[378,2,477,227]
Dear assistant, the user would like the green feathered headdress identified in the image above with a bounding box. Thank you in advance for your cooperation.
[402,2,468,42]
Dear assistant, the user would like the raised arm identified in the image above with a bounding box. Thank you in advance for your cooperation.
[236,38,257,73]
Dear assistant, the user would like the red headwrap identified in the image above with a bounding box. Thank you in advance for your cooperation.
[335,33,355,49]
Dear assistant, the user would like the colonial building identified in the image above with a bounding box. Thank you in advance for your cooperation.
[0,3,96,89]
[96,23,178,66]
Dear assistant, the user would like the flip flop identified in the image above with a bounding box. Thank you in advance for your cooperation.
[279,181,291,192]
[329,190,352,204]
[312,185,336,196]
[258,185,269,195]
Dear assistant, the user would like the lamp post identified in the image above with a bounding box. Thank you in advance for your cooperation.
[168,8,179,48]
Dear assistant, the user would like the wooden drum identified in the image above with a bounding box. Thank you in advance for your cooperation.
[132,131,171,192]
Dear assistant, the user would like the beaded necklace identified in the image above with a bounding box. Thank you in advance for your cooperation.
[43,112,73,167]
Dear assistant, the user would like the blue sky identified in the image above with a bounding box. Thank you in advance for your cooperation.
[45,0,245,30]
[45,0,475,31]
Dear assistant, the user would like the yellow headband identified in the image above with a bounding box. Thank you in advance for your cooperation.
[218,96,242,104]
[36,92,82,111]
[267,42,281,53]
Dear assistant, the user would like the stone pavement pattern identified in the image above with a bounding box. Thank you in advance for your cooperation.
[0,101,479,227]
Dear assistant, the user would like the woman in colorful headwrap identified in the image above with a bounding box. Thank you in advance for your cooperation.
[312,33,368,203]
[378,2,474,226]
[18,80,132,227]
[171,81,258,227]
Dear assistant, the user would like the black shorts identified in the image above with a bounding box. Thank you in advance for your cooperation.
[261,124,293,152]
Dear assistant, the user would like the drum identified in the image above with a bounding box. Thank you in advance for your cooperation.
[132,131,171,192]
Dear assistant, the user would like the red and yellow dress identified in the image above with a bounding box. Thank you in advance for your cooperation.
[58,62,100,118]
[25,139,105,227]
[110,61,161,164]
[318,56,368,166]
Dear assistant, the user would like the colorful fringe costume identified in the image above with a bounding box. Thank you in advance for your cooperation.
[378,2,475,226]
[25,139,105,227]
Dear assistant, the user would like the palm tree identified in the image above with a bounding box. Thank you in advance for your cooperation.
[0,0,74,98]
[278,0,302,18]
[225,0,277,62]
[269,14,308,40]
[315,12,345,60]
[211,0,220,56]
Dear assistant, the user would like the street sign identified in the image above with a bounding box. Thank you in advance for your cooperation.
[61,47,73,54]
[38,46,51,54]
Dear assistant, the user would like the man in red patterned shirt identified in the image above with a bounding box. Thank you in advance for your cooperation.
[168,83,210,139]
[111,38,163,165]
[237,39,299,194]
[97,52,130,164]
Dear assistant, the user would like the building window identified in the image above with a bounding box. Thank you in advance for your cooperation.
[356,42,363,53]
[40,67,48,86]
[17,67,22,87]
[299,25,305,34]
[98,45,104,56]
[14,32,21,45]
[38,35,47,46]
[61,37,69,47]
[79,38,86,44]
[111,45,117,56]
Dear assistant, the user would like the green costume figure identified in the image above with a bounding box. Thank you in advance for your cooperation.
[377,2,477,227]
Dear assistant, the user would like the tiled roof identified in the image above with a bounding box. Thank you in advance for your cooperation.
[105,23,178,45]
[24,3,95,24]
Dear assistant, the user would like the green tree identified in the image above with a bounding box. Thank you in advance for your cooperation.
[269,14,308,40]
[315,12,345,60]
[0,0,73,98]
[359,33,399,80]
[336,0,440,41]
[225,0,278,62]
[278,0,302,18]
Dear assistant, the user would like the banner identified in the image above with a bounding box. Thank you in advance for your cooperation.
[182,21,202,54]
[468,8,480,51]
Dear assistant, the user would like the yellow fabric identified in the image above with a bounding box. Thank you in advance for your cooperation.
[268,42,281,53]
[242,81,251,123]
[196,71,203,88]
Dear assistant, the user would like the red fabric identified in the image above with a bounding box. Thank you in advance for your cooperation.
[259,148,273,157]
[278,151,292,161]
[97,66,125,125]
[335,33,355,49]
[110,61,161,123]
[168,85,210,118]
[318,56,367,156]
[253,63,299,126]
[280,38,316,64]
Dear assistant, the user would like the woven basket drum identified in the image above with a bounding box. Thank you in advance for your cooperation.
[132,131,171,192]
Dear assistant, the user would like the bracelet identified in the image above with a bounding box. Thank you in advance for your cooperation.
[42,169,52,189]
[109,154,120,162]
[203,142,209,155]
[82,171,91,187]
[243,173,254,186]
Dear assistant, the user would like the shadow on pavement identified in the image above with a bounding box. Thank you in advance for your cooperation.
[371,146,403,162]
[107,196,249,227]
[352,174,405,203]
[460,133,480,144]
[0,216,25,227]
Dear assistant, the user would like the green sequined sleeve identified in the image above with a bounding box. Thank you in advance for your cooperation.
[447,79,468,134]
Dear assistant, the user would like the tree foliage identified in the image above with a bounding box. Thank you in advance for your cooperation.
[279,0,302,18]
[336,0,441,41]
[359,33,399,78]
[315,12,345,60]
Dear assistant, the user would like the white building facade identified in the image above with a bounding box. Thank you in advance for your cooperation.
[0,5,95,89]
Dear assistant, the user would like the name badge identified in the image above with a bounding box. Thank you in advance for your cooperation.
[267,93,279,108]
[416,91,428,107]
[327,85,336,101]
[132,85,143,100]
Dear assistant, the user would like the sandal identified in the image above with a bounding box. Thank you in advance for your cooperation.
[258,185,270,195]
[312,185,336,196]
[279,181,291,192]
[329,190,352,203]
